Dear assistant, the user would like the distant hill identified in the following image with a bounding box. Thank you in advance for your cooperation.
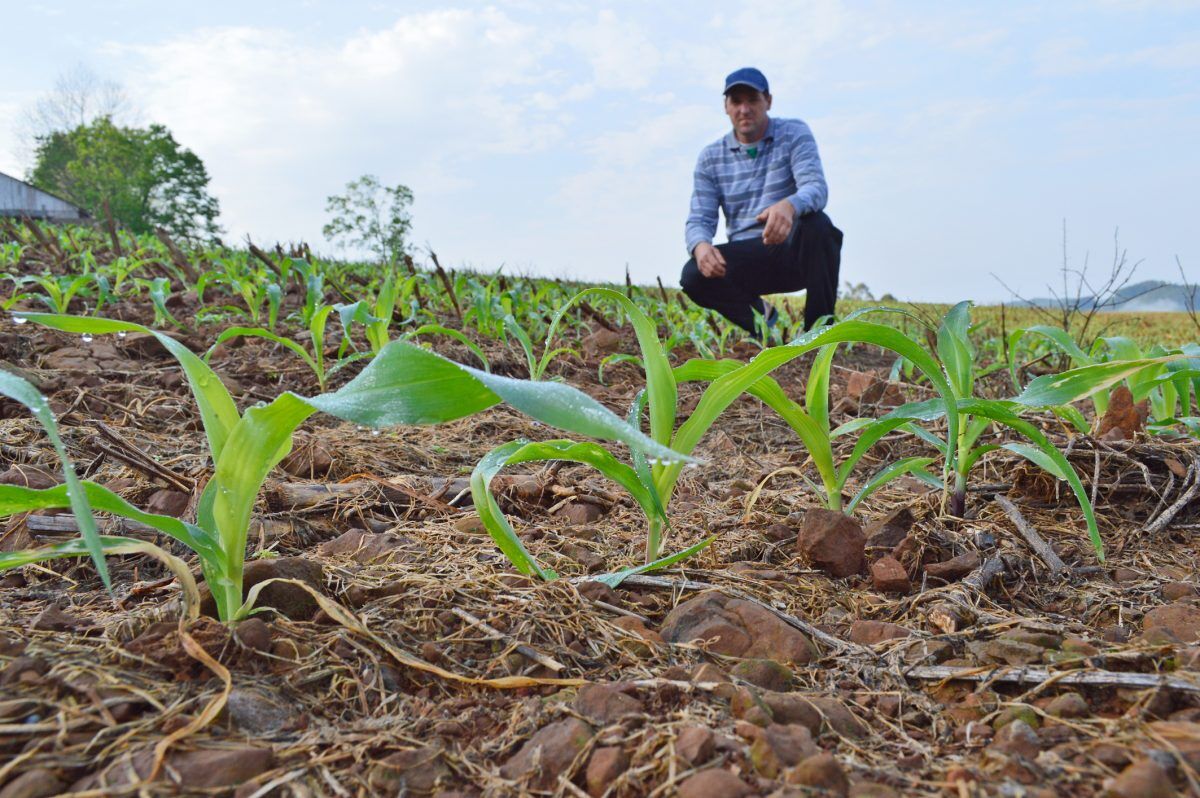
[1019,280,1199,313]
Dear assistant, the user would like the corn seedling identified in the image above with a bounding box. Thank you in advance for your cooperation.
[5,312,689,624]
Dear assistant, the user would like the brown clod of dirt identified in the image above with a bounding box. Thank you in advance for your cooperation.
[848,620,912,646]
[279,434,334,478]
[573,683,643,725]
[585,746,629,798]
[659,591,817,664]
[750,723,818,777]
[367,746,450,794]
[1144,603,1200,643]
[924,550,981,582]
[675,726,715,766]
[797,508,865,578]
[199,556,325,621]
[0,767,67,798]
[0,464,58,489]
[500,717,594,791]
[1097,385,1149,440]
[786,752,850,796]
[145,488,190,518]
[870,556,911,593]
[677,769,754,798]
[1102,758,1176,798]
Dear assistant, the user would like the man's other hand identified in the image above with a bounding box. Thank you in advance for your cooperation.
[756,199,796,246]
[694,242,727,278]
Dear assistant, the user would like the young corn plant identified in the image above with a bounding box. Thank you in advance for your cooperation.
[503,314,579,381]
[1009,328,1200,435]
[888,302,1198,561]
[673,341,939,516]
[6,311,689,624]
[472,292,958,585]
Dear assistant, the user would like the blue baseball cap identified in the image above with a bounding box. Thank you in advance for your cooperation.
[724,67,769,95]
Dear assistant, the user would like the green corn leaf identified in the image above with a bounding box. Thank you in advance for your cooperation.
[937,301,974,397]
[805,344,837,433]
[662,318,958,503]
[469,441,560,580]
[0,369,110,589]
[1014,355,1196,408]
[206,326,319,376]
[962,398,1102,560]
[1008,325,1091,391]
[599,353,644,385]
[19,313,239,461]
[304,339,692,463]
[846,456,937,514]
[0,481,217,561]
[409,323,491,371]
[547,288,676,454]
[591,534,718,589]
[0,535,200,618]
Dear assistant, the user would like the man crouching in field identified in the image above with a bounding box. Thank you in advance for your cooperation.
[681,67,843,336]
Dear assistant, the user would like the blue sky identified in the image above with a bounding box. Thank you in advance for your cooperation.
[2,1,1197,302]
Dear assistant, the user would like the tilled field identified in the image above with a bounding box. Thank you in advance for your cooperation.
[1,297,1199,798]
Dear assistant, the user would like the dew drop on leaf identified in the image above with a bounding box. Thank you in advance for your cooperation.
[12,315,27,325]
[81,333,94,344]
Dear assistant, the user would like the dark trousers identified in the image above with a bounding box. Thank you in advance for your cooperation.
[680,210,843,333]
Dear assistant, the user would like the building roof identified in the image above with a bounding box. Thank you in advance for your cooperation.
[0,170,90,218]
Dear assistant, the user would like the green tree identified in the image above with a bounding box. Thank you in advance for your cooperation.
[323,174,413,264]
[30,117,220,240]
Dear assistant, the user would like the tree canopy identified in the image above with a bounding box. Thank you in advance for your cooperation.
[323,174,413,264]
[30,117,220,240]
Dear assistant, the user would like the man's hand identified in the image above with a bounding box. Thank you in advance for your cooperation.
[693,242,727,278]
[756,199,796,246]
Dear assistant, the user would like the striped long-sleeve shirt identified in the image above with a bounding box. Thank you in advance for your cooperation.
[684,117,828,256]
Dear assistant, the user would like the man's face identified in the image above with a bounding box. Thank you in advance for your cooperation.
[724,86,771,141]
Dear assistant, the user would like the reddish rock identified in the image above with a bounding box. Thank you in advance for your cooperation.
[1102,758,1175,798]
[989,719,1041,759]
[797,508,865,578]
[1162,582,1198,601]
[0,464,57,489]
[864,507,915,552]
[555,501,605,526]
[1144,603,1200,643]
[870,557,911,593]
[573,683,643,725]
[582,327,622,356]
[500,718,593,790]
[758,692,866,739]
[675,726,715,766]
[848,620,912,646]
[367,746,449,794]
[1097,386,1149,440]
[730,659,793,691]
[691,663,731,684]
[924,551,981,581]
[318,529,412,564]
[144,490,190,520]
[677,769,754,798]
[786,752,850,796]
[279,436,334,478]
[29,604,89,633]
[750,723,818,777]
[71,746,275,792]
[0,768,67,798]
[660,591,816,664]
[1046,693,1090,719]
[585,747,628,798]
[578,580,621,605]
[765,523,795,542]
[199,556,325,620]
[233,618,271,653]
